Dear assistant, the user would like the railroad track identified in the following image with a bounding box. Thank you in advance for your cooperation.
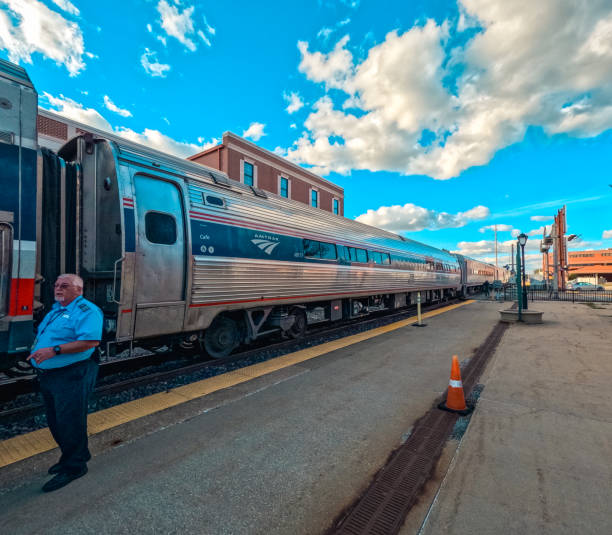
[0,299,464,429]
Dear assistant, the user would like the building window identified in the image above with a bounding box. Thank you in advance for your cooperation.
[243,161,254,186]
[280,176,289,198]
[311,188,318,208]
[333,198,339,215]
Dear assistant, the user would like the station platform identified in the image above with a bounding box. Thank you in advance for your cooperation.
[0,300,610,534]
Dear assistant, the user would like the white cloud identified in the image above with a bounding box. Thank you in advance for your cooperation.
[0,0,86,76]
[42,92,112,131]
[141,48,171,77]
[115,127,217,158]
[103,95,132,118]
[527,226,547,236]
[284,92,304,114]
[298,35,354,90]
[355,203,489,232]
[479,224,514,233]
[242,122,266,141]
[155,0,214,51]
[567,238,603,251]
[530,215,554,222]
[41,92,218,159]
[602,230,612,239]
[51,0,79,16]
[283,1,612,179]
[317,27,333,40]
[454,238,540,257]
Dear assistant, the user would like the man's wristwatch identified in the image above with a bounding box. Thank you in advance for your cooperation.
[53,345,62,355]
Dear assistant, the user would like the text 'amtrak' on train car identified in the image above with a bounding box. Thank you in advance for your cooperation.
[0,59,508,371]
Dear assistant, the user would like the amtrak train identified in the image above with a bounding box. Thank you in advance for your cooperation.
[0,59,508,371]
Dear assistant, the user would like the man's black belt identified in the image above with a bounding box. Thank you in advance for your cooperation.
[34,356,96,375]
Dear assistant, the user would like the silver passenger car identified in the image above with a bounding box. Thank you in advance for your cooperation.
[49,129,464,357]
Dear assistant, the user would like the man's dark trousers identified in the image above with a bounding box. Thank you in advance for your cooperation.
[37,359,98,473]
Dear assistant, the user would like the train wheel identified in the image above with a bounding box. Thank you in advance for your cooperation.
[288,308,306,339]
[204,316,239,359]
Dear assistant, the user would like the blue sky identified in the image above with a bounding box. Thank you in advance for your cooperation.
[1,0,612,272]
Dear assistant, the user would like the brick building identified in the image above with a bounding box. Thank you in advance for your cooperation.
[188,132,344,215]
[37,108,89,151]
[544,248,612,284]
[37,113,345,215]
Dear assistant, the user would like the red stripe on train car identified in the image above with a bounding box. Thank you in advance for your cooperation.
[189,289,408,308]
[8,278,35,316]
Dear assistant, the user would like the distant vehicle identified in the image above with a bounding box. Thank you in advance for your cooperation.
[567,281,604,291]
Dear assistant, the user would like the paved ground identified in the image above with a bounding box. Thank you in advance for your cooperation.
[0,301,497,535]
[1,300,609,535]
[413,301,612,535]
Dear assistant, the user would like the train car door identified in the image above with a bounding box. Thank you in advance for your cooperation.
[133,175,186,337]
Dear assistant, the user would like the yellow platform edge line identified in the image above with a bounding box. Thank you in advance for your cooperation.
[0,299,474,468]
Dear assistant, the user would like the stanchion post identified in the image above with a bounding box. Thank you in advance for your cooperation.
[413,291,427,327]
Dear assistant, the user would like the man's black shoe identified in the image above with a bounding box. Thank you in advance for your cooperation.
[48,463,62,475]
[42,466,88,492]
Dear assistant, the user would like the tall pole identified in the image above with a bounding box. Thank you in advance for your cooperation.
[516,245,522,321]
[552,223,559,291]
[495,225,498,269]
[521,243,528,310]
[511,244,515,273]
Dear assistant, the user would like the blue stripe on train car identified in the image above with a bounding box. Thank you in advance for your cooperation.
[0,143,37,241]
[123,207,135,252]
[190,219,305,261]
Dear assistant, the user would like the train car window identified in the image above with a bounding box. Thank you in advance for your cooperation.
[355,248,367,263]
[338,245,349,262]
[369,251,382,264]
[303,239,337,260]
[383,253,391,265]
[303,239,319,258]
[319,241,337,260]
[204,194,226,208]
[145,212,177,245]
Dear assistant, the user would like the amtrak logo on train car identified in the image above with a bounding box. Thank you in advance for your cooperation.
[251,238,280,255]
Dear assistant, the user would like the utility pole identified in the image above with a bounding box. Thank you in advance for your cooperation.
[494,225,498,268]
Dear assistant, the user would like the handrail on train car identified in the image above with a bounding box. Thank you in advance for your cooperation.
[112,256,125,305]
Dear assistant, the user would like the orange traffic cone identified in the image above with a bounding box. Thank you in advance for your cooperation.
[438,355,473,414]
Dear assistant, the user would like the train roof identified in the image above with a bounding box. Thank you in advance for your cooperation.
[54,118,458,265]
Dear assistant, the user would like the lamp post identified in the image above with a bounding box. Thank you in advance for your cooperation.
[517,233,528,311]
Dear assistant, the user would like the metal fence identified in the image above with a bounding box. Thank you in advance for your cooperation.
[503,286,612,303]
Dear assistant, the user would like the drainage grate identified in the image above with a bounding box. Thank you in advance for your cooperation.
[329,322,508,535]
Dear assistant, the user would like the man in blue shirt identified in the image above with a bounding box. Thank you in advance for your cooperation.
[27,273,103,492]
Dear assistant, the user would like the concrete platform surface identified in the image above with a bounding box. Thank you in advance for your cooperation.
[0,301,497,535]
[416,301,612,535]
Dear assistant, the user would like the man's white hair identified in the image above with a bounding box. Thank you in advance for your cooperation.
[58,273,84,290]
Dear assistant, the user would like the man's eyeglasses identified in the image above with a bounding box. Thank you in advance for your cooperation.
[54,283,74,289]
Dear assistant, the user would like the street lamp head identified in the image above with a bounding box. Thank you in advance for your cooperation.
[517,233,528,246]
